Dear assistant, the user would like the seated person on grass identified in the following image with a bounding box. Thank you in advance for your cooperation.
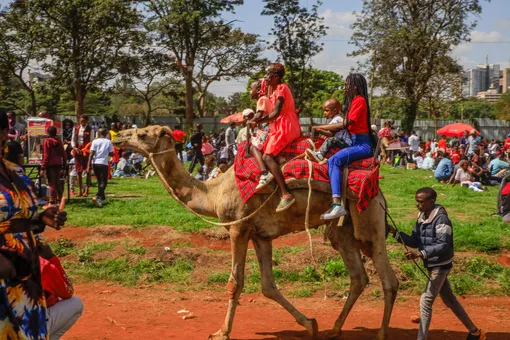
[113,151,134,177]
[489,151,509,178]
[306,98,352,163]
[434,153,453,182]
[451,160,484,192]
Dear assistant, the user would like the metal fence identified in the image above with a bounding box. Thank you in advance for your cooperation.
[24,115,510,141]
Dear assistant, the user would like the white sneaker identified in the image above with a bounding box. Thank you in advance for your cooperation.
[255,172,274,191]
[321,203,347,220]
[92,196,103,208]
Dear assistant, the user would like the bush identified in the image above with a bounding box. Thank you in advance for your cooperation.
[323,259,348,278]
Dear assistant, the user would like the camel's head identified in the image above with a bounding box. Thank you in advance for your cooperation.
[112,125,175,156]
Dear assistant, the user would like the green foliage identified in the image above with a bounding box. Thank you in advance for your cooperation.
[68,257,193,286]
[262,0,327,114]
[450,98,496,120]
[76,242,116,262]
[495,92,510,120]
[49,238,75,257]
[125,245,146,255]
[207,271,231,284]
[301,265,321,282]
[449,274,482,296]
[323,259,348,278]
[288,288,314,298]
[351,0,487,132]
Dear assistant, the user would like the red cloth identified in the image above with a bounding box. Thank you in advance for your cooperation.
[438,139,447,150]
[451,151,460,164]
[234,138,379,212]
[378,127,392,138]
[40,256,74,308]
[202,142,214,155]
[347,96,369,135]
[171,129,186,143]
[425,141,431,152]
[505,138,510,150]
[263,84,301,156]
[502,183,510,196]
[41,137,66,169]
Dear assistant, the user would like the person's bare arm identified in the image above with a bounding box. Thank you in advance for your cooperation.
[262,97,284,122]
[315,128,333,137]
[86,150,95,173]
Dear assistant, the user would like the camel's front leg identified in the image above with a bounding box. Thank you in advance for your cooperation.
[252,236,319,338]
[209,226,249,340]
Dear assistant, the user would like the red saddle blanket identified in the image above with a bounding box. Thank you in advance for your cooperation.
[234,138,380,212]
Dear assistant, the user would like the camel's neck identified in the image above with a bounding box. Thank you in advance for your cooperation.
[152,151,219,218]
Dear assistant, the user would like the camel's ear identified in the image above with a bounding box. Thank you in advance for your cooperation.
[159,126,172,138]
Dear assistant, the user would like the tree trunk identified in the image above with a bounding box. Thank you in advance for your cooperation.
[402,100,418,134]
[185,72,194,129]
[144,101,152,127]
[30,91,37,116]
[197,93,205,117]
[75,80,85,121]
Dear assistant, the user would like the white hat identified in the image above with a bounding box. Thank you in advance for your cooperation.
[242,109,254,118]
[470,129,476,134]
[132,124,138,128]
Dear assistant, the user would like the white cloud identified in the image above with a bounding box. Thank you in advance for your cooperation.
[452,43,472,57]
[470,30,504,43]
[320,9,358,39]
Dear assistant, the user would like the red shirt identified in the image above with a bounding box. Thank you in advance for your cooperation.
[347,96,369,135]
[40,256,74,307]
[452,151,460,164]
[425,141,431,151]
[171,129,186,143]
[41,137,67,169]
[438,139,447,150]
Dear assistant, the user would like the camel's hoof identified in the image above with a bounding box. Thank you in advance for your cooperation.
[322,329,342,339]
[303,318,319,338]
[375,330,387,340]
[208,330,229,340]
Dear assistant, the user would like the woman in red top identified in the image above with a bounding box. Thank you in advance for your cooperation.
[252,63,301,212]
[322,73,374,219]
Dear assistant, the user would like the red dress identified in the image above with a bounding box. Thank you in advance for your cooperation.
[263,84,301,156]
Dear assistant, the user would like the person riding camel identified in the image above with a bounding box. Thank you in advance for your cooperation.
[321,73,374,220]
[306,98,352,163]
[252,63,301,212]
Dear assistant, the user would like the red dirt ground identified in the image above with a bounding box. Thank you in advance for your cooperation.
[45,227,510,339]
[64,283,510,340]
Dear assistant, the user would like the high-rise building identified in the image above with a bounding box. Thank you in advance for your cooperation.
[500,68,510,94]
[462,57,501,97]
[476,84,501,102]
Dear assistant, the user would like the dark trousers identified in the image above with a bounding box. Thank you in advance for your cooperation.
[93,164,108,200]
[46,165,63,203]
[189,147,204,173]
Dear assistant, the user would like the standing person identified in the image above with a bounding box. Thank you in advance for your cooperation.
[38,241,84,340]
[71,115,94,196]
[251,63,302,212]
[306,98,352,163]
[7,111,26,143]
[6,128,24,165]
[108,122,119,141]
[378,121,393,163]
[321,73,374,219]
[430,139,437,152]
[87,128,114,208]
[0,110,68,340]
[449,135,460,148]
[389,187,486,340]
[409,131,421,153]
[460,130,470,155]
[437,135,447,151]
[41,126,67,205]
[62,119,74,143]
[225,122,237,162]
[467,129,481,157]
[171,125,186,162]
[189,123,205,174]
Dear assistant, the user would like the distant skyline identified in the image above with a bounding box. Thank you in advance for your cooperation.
[1,0,509,99]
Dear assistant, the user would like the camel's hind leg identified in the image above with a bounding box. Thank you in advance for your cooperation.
[209,226,249,340]
[252,236,319,338]
[326,221,369,338]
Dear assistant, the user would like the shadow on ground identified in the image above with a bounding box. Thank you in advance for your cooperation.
[249,327,507,340]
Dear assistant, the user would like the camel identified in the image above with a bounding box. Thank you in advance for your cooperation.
[113,125,399,340]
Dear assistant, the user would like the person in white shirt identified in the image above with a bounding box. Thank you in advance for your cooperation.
[430,139,437,152]
[408,131,420,153]
[87,128,114,207]
[225,122,237,161]
[306,98,352,163]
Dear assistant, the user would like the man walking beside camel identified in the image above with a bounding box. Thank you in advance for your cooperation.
[390,187,485,340]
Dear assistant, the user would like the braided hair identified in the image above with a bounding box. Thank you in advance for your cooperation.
[344,73,373,143]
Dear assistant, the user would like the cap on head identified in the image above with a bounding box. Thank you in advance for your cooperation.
[470,129,476,134]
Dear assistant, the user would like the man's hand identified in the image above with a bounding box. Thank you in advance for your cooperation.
[86,167,90,174]
[405,250,423,260]
[41,206,67,230]
[386,222,396,236]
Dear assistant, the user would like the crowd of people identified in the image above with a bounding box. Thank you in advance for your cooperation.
[378,126,510,193]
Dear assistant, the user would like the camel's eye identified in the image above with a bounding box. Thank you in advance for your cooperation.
[137,132,147,139]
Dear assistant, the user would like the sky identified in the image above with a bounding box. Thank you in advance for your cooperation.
[1,0,509,98]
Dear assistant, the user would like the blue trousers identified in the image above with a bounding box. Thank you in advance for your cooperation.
[328,134,373,198]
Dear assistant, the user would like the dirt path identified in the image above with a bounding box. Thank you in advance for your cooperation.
[64,282,510,340]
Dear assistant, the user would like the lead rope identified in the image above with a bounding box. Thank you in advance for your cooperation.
[148,149,278,227]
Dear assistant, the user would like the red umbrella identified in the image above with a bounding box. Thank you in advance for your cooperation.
[437,123,479,137]
[220,112,244,124]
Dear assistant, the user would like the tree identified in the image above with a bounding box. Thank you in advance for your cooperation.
[145,0,264,126]
[123,49,178,126]
[28,0,142,120]
[262,0,327,114]
[495,92,510,120]
[0,3,46,115]
[350,0,487,133]
[450,98,496,119]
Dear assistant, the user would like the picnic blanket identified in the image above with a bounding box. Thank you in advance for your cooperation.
[234,138,380,212]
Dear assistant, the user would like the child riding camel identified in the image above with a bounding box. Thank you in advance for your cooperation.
[251,63,301,212]
[321,73,374,220]
[306,98,352,163]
